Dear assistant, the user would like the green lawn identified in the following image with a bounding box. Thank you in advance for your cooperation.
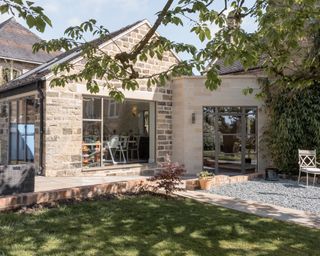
[0,195,319,256]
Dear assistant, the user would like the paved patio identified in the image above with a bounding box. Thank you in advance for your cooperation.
[177,190,320,229]
[35,175,145,192]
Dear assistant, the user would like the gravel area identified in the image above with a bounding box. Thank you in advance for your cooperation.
[210,179,320,214]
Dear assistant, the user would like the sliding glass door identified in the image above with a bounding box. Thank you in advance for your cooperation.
[82,96,155,169]
[203,106,257,174]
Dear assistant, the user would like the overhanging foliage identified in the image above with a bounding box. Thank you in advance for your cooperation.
[263,80,320,174]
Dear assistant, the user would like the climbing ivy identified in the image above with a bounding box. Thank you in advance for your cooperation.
[262,81,320,174]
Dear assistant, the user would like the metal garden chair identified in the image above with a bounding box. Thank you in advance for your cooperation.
[298,149,320,186]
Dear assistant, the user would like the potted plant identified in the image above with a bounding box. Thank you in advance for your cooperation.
[198,170,215,190]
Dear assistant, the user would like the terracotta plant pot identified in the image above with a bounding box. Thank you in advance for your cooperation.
[199,177,213,190]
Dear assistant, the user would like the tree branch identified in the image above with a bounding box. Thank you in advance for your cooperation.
[115,0,174,63]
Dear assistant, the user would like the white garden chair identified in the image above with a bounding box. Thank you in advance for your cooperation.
[298,149,320,186]
[106,135,127,164]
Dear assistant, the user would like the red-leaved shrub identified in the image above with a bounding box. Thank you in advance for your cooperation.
[149,155,185,196]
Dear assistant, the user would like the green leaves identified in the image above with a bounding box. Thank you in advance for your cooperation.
[205,68,221,90]
[190,25,211,42]
[27,0,320,104]
[1,0,52,32]
[262,81,320,174]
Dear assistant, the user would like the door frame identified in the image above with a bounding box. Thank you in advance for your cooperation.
[202,106,258,174]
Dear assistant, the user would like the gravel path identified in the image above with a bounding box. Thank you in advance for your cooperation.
[210,179,320,214]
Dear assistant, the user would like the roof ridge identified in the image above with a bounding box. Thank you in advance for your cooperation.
[39,19,147,65]
[0,19,149,92]
[0,17,16,30]
[0,16,43,41]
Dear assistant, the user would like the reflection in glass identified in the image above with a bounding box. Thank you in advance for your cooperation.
[218,107,241,113]
[218,115,241,134]
[9,97,36,164]
[83,97,101,119]
[246,108,256,135]
[26,97,36,123]
[82,97,152,168]
[203,107,215,169]
[203,106,258,174]
[18,99,25,124]
[246,136,256,154]
[10,101,17,123]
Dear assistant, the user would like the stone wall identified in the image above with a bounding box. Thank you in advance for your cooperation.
[43,22,179,176]
[0,59,37,86]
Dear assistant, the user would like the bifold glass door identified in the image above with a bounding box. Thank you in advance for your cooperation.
[203,106,257,174]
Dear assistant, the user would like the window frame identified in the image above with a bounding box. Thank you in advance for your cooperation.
[82,96,155,169]
[9,96,36,164]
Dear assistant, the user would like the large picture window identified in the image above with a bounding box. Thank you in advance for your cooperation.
[9,97,36,164]
[82,97,155,169]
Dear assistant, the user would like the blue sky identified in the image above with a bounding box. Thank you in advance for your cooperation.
[1,0,257,59]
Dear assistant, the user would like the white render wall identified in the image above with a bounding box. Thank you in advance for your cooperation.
[172,76,268,175]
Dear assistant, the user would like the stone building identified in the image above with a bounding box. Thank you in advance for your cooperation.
[0,19,266,176]
[0,17,57,85]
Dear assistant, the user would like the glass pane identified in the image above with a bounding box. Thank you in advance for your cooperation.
[218,115,241,134]
[103,99,150,165]
[9,124,17,162]
[220,135,241,154]
[246,108,256,135]
[218,153,242,172]
[83,97,101,119]
[17,124,26,161]
[26,124,35,162]
[26,97,36,123]
[246,136,256,154]
[218,107,241,113]
[10,101,17,123]
[18,99,25,124]
[203,108,215,169]
[245,153,257,172]
[82,144,101,168]
[26,134,35,162]
[83,121,101,143]
[2,68,10,83]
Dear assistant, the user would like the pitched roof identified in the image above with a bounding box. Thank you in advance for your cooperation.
[215,59,263,75]
[0,19,146,93]
[0,17,58,64]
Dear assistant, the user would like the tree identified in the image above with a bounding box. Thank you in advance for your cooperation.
[0,0,51,32]
[3,0,319,101]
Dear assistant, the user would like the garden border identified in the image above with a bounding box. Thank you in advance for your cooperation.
[0,179,147,211]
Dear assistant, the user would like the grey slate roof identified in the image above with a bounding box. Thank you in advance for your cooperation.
[0,19,145,93]
[215,59,263,75]
[0,17,58,63]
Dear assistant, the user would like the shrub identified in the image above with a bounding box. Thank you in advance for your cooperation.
[149,156,185,196]
[198,170,214,179]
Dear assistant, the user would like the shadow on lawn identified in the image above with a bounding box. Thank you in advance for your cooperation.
[0,195,319,256]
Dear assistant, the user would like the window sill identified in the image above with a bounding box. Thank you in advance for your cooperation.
[81,162,157,172]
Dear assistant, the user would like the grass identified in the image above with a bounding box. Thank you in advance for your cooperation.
[0,195,319,256]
